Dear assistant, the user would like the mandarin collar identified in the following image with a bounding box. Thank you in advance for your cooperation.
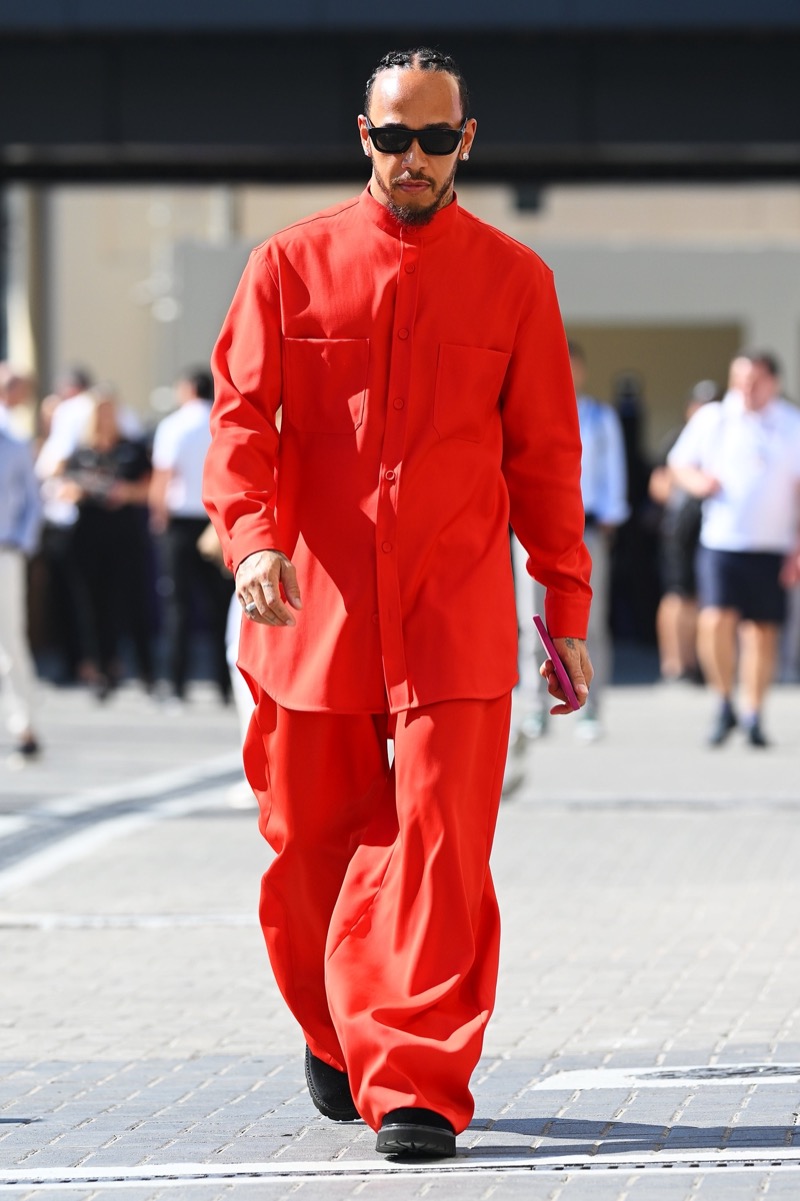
[358,184,460,241]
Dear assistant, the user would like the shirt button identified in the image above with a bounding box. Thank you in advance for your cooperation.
[393,397,405,409]
[385,469,396,482]
[381,541,393,553]
[398,328,409,340]
[372,613,379,624]
[405,263,416,274]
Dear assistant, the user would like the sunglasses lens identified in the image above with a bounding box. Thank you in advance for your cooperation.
[372,129,412,154]
[419,130,461,155]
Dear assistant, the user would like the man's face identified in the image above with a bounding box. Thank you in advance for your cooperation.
[742,361,779,412]
[358,68,476,226]
[3,375,32,409]
[728,355,751,393]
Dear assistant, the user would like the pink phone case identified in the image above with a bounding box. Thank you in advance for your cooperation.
[533,615,581,711]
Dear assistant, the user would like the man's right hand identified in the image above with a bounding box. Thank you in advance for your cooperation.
[236,549,302,627]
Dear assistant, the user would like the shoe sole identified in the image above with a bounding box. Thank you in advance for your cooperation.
[376,1123,456,1158]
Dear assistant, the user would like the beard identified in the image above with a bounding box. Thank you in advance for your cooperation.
[373,163,458,227]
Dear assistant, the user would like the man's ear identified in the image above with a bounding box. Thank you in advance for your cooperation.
[357,114,372,158]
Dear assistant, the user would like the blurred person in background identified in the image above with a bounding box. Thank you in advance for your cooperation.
[27,390,65,667]
[37,366,145,470]
[512,341,627,743]
[34,368,95,683]
[0,365,37,439]
[56,387,154,699]
[668,351,800,747]
[648,378,719,684]
[36,366,96,468]
[0,377,43,762]
[609,372,662,654]
[150,367,233,706]
[35,366,142,684]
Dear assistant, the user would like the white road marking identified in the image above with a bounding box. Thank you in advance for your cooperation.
[0,912,256,929]
[39,752,242,817]
[0,815,29,839]
[1,1147,799,1189]
[531,1063,800,1090]
[0,782,239,899]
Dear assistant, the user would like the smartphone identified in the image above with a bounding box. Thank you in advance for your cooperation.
[533,615,581,712]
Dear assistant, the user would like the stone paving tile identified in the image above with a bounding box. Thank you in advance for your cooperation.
[6,1178,800,1201]
[0,684,243,812]
[3,684,800,1200]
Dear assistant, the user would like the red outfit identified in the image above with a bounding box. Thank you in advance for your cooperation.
[204,187,591,1133]
[205,188,590,713]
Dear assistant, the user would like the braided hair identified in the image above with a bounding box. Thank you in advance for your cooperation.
[364,48,470,121]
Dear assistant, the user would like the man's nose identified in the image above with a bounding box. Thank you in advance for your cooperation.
[401,138,425,166]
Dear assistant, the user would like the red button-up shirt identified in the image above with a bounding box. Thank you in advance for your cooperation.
[204,188,591,714]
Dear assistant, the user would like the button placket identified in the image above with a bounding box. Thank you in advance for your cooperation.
[375,235,421,710]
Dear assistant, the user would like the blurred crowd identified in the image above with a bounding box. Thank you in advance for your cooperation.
[2,348,800,767]
[511,345,800,756]
[0,362,235,763]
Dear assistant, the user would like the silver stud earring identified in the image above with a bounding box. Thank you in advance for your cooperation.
[461,152,470,161]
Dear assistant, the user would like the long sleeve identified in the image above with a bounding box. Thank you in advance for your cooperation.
[501,272,592,638]
[204,246,284,575]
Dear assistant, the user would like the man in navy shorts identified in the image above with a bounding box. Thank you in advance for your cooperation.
[668,352,800,747]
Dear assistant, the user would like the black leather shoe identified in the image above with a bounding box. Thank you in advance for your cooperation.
[708,704,737,746]
[376,1107,456,1158]
[304,1045,359,1122]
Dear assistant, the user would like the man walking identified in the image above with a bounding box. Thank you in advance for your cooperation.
[204,48,592,1159]
[668,351,800,747]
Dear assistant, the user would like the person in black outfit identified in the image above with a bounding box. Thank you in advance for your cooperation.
[60,389,154,698]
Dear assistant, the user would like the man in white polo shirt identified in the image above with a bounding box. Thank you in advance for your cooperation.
[668,351,800,747]
[150,368,233,704]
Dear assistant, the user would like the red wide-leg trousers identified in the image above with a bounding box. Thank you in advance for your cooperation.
[243,691,511,1134]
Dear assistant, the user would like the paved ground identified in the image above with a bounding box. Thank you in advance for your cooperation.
[1,673,800,1199]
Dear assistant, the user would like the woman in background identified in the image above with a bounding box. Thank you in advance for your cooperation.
[59,387,154,698]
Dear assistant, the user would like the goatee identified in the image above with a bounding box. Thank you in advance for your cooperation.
[386,199,440,227]
[374,164,458,227]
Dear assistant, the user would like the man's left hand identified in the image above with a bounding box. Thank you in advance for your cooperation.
[540,636,594,715]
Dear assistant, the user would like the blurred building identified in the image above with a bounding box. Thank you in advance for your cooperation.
[2,2,800,448]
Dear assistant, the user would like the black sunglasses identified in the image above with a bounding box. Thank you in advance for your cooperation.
[364,116,467,156]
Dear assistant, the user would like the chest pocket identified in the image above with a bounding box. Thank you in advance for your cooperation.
[433,343,511,443]
[284,337,369,434]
